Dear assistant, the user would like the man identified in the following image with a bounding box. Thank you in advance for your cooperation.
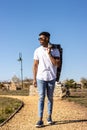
[33,32,60,127]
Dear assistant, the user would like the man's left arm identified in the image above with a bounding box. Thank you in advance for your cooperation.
[48,53,60,67]
[47,48,60,67]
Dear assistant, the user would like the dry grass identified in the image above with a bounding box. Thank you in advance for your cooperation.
[67,88,87,107]
[0,88,29,96]
[0,97,22,124]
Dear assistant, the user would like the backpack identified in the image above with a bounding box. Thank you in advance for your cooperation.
[48,43,63,81]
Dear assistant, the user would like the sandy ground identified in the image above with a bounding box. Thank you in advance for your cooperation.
[0,95,87,130]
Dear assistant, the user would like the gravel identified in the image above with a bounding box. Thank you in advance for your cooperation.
[0,95,87,130]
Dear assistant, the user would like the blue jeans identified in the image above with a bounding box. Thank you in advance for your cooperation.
[37,79,56,118]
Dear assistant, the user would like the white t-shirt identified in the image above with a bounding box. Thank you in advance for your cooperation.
[34,46,60,81]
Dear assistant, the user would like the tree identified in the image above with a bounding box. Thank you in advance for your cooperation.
[80,78,87,88]
[64,79,76,89]
[11,75,20,83]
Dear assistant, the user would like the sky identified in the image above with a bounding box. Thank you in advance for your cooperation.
[0,0,87,82]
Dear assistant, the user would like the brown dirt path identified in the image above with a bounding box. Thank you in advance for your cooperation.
[0,95,87,130]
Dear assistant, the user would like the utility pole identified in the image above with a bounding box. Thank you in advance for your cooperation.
[18,52,23,89]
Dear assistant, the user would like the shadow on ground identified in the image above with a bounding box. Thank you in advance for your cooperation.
[42,119,87,128]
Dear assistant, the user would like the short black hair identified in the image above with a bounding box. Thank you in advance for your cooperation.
[39,32,50,38]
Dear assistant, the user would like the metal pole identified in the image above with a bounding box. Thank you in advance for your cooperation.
[21,56,23,89]
[18,53,23,89]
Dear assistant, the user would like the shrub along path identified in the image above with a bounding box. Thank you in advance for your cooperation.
[0,95,87,130]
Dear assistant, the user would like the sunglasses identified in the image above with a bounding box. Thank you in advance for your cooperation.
[38,37,46,41]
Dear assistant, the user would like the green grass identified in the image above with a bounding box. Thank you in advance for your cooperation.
[67,89,87,107]
[0,97,23,124]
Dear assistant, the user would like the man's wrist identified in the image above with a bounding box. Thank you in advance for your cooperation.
[48,53,52,57]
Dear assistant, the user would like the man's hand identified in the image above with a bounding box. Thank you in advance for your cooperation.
[33,80,37,87]
[47,48,51,54]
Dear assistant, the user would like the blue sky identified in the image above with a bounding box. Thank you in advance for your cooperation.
[0,0,87,82]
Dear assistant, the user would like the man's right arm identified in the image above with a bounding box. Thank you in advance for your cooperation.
[33,59,39,87]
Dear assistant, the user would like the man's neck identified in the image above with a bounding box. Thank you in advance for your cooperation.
[42,43,48,47]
